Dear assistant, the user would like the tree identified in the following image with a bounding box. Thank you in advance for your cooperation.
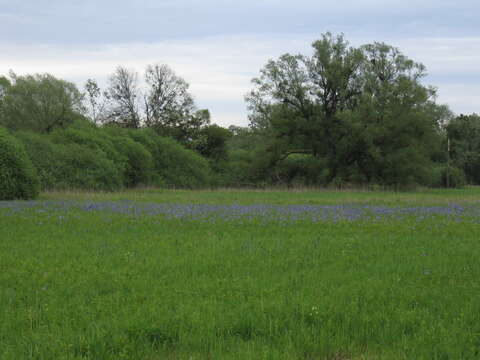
[246,33,364,180]
[105,66,141,128]
[342,42,444,187]
[84,78,108,125]
[144,64,209,143]
[246,33,446,187]
[447,114,480,184]
[194,124,232,161]
[144,64,194,126]
[0,73,83,133]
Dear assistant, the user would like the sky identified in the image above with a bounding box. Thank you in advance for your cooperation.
[1,0,479,126]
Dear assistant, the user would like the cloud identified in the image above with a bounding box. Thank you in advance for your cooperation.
[1,0,477,44]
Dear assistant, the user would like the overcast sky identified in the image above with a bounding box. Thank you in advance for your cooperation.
[1,0,479,126]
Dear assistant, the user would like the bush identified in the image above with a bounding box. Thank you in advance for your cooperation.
[0,127,39,199]
[16,130,124,191]
[429,165,466,188]
[128,129,212,188]
[442,166,466,188]
[16,124,213,191]
[14,131,60,190]
[275,154,329,187]
[52,143,124,191]
[51,122,126,178]
[110,136,154,187]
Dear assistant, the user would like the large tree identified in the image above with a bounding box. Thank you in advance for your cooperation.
[246,33,447,187]
[246,33,364,172]
[0,73,83,133]
[335,42,444,186]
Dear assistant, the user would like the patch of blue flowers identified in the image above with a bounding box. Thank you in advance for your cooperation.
[1,200,479,223]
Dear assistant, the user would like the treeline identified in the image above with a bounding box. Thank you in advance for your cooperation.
[1,32,480,199]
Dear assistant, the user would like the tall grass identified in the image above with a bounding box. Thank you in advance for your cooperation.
[1,190,479,359]
[40,186,480,205]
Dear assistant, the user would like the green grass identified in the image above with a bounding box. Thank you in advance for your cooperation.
[41,186,480,205]
[1,189,480,359]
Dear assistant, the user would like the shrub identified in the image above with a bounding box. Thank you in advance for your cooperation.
[14,131,60,190]
[223,149,258,186]
[51,121,126,177]
[429,165,466,188]
[16,130,124,191]
[109,136,154,187]
[275,154,329,187]
[52,143,123,191]
[442,166,466,188]
[128,129,212,188]
[0,127,39,199]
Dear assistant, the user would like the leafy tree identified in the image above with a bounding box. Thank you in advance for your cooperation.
[335,42,444,187]
[0,73,83,133]
[246,33,446,188]
[447,114,480,184]
[246,33,364,179]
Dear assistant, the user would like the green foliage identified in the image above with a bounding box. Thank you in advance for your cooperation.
[429,165,467,188]
[246,32,447,189]
[14,131,61,190]
[0,127,39,199]
[128,128,212,188]
[110,136,154,188]
[275,154,329,187]
[0,73,84,133]
[16,129,124,191]
[14,122,214,191]
[51,121,126,175]
[51,143,124,191]
[194,124,231,161]
[223,149,259,186]
[447,114,480,184]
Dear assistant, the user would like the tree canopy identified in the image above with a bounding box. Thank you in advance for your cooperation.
[1,32,479,192]
[0,73,84,133]
[246,33,449,188]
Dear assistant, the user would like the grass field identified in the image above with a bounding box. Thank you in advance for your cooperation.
[1,188,480,359]
[41,186,480,205]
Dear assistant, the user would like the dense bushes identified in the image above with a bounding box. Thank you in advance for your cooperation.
[0,127,39,199]
[128,128,212,188]
[16,131,123,191]
[13,122,213,191]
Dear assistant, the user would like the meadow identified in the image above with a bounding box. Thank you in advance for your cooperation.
[1,188,480,359]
